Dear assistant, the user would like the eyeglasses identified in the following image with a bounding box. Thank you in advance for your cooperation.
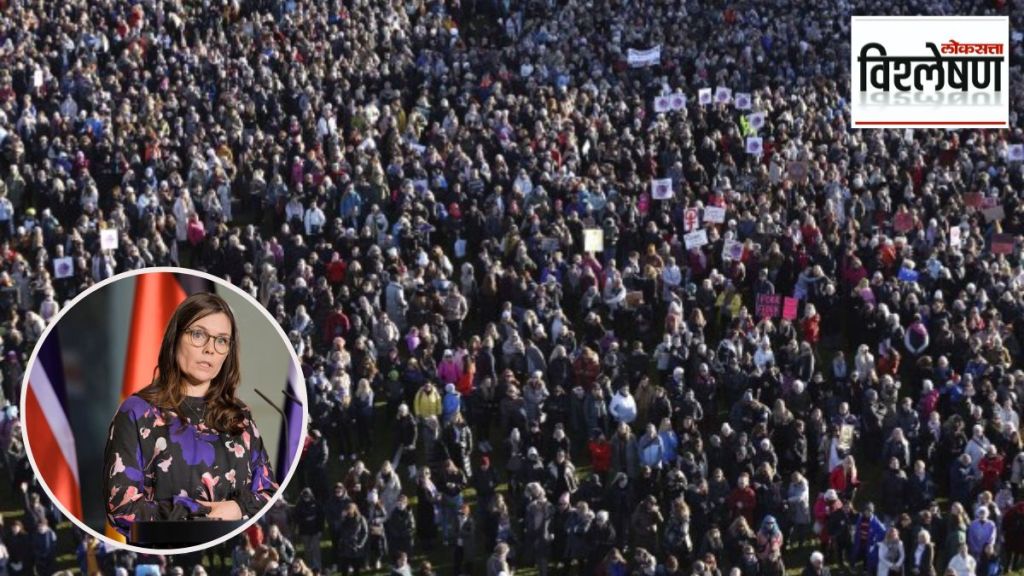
[184,327,232,354]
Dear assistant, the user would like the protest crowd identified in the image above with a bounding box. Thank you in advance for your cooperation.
[2,0,1024,574]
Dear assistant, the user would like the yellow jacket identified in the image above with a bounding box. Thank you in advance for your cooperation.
[414,388,442,419]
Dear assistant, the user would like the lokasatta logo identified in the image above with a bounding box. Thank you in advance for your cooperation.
[851,16,1009,129]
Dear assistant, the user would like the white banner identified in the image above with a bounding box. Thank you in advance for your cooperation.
[684,229,709,250]
[627,46,662,67]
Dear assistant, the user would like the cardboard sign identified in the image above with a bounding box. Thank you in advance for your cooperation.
[714,86,732,104]
[722,239,744,261]
[651,178,674,200]
[669,92,687,111]
[735,92,752,110]
[991,233,1015,255]
[746,137,763,156]
[747,112,766,131]
[964,192,984,208]
[683,229,708,250]
[949,226,962,248]
[893,212,914,233]
[100,228,118,251]
[627,46,662,67]
[698,88,712,105]
[756,294,782,319]
[782,297,799,320]
[683,207,700,232]
[654,96,671,113]
[898,268,920,283]
[583,228,604,252]
[1009,144,1024,162]
[53,256,74,279]
[981,204,1005,222]
[786,161,809,183]
[704,206,726,224]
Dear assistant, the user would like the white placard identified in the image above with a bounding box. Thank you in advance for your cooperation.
[669,92,687,111]
[746,136,764,156]
[53,256,74,279]
[722,239,744,261]
[684,229,709,250]
[704,206,726,224]
[735,92,752,110]
[100,228,118,251]
[1009,144,1024,162]
[747,112,766,130]
[654,96,671,113]
[714,86,732,104]
[683,207,700,232]
[584,228,604,252]
[698,88,712,105]
[627,46,662,67]
[651,178,673,200]
[949,226,962,248]
[33,69,43,88]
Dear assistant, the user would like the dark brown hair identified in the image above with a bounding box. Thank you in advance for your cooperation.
[137,292,246,434]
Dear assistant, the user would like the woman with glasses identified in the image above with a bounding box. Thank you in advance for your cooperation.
[103,292,277,540]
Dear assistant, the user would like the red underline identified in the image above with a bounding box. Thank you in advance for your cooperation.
[856,121,1006,125]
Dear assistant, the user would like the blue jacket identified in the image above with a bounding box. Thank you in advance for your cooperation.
[442,391,461,423]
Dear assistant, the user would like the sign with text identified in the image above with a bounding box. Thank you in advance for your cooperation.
[757,294,782,319]
[703,206,726,224]
[584,228,604,252]
[683,229,708,250]
[782,297,799,320]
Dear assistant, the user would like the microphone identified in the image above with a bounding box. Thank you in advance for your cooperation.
[282,388,304,406]
[255,388,288,433]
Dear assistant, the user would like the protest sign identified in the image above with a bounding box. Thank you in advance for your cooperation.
[651,178,673,200]
[654,96,671,112]
[53,257,74,279]
[584,228,604,252]
[627,46,661,67]
[747,112,766,130]
[981,204,1005,222]
[683,229,708,250]
[714,86,732,104]
[683,208,700,232]
[722,239,743,261]
[669,92,687,111]
[100,228,118,251]
[991,233,1015,255]
[756,294,782,319]
[786,161,809,183]
[782,297,799,320]
[703,206,726,224]
[698,88,712,105]
[1009,144,1024,162]
[746,137,763,155]
[949,226,962,248]
[735,93,752,110]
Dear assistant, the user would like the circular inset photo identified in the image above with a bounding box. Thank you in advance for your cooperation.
[21,267,308,554]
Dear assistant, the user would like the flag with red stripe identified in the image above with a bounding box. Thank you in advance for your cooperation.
[25,333,82,519]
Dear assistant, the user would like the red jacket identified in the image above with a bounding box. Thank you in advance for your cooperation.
[727,486,757,524]
[588,440,611,474]
[829,466,860,500]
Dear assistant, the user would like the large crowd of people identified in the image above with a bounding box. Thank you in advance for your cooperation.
[1,0,1024,574]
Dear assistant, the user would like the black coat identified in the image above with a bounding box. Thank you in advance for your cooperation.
[337,514,369,559]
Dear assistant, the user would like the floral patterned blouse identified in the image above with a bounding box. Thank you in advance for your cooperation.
[104,394,278,538]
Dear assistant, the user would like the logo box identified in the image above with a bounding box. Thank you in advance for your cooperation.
[851,16,1009,129]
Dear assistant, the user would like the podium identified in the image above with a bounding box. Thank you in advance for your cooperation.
[130,519,247,548]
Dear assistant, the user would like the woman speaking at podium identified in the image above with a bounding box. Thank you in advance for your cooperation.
[103,292,278,539]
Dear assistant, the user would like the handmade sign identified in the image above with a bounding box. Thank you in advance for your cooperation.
[756,294,782,319]
[722,239,743,261]
[949,226,962,248]
[683,229,708,250]
[964,193,984,208]
[584,228,604,252]
[782,297,799,320]
[703,206,726,224]
[786,161,809,183]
